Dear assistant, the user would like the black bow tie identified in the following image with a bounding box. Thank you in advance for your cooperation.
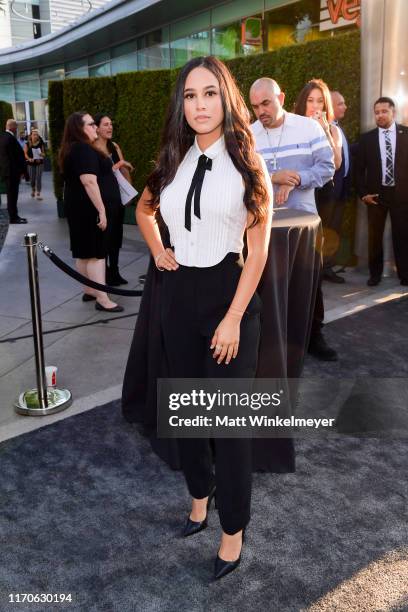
[185,154,212,231]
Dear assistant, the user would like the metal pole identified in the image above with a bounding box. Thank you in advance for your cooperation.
[14,234,72,415]
[24,233,48,409]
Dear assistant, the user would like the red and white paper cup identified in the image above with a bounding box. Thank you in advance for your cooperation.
[45,366,58,387]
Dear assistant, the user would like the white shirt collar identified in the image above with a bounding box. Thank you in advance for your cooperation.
[191,134,226,161]
[6,129,15,136]
[379,122,396,133]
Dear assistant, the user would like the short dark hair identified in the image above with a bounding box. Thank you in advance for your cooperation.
[374,96,395,108]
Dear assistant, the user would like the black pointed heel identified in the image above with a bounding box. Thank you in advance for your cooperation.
[214,527,246,580]
[182,486,216,537]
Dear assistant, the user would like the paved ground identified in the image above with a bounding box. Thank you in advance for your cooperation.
[0,174,149,441]
[0,173,407,444]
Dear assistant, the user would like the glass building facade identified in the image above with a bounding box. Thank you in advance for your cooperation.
[0,0,360,138]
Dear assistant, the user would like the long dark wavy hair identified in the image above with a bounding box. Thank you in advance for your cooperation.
[294,78,335,122]
[58,111,94,172]
[94,113,117,157]
[146,56,269,227]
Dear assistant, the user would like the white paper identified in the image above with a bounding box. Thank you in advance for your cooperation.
[113,168,138,205]
[32,147,42,160]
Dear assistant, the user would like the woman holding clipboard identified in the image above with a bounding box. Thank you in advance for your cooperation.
[94,114,136,286]
[24,129,45,200]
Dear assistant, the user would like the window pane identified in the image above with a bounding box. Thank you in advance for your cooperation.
[14,102,26,122]
[170,12,210,41]
[170,31,210,68]
[39,65,64,80]
[14,70,41,102]
[0,74,15,102]
[211,0,263,27]
[265,0,321,51]
[138,45,170,70]
[31,99,47,121]
[39,65,64,98]
[211,22,242,60]
[89,51,111,77]
[265,0,299,8]
[66,59,89,78]
[138,30,170,71]
[111,41,138,74]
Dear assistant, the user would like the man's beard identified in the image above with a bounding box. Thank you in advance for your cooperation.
[260,115,274,127]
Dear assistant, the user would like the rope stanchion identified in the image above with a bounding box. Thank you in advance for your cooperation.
[14,235,145,416]
[15,234,72,416]
[39,243,144,296]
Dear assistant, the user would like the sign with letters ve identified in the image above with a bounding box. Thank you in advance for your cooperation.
[319,0,361,32]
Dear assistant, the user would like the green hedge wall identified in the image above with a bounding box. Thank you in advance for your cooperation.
[115,70,172,222]
[62,76,117,120]
[48,29,360,257]
[227,30,360,144]
[0,100,13,131]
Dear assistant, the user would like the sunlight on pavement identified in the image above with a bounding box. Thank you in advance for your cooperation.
[305,549,408,612]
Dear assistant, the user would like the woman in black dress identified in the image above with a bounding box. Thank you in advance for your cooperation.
[294,79,342,360]
[294,79,342,267]
[94,114,134,286]
[59,112,124,312]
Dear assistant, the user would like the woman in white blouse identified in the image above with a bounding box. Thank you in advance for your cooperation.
[136,56,273,580]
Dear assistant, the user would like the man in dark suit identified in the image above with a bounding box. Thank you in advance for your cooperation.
[357,97,408,286]
[321,90,352,284]
[0,119,28,224]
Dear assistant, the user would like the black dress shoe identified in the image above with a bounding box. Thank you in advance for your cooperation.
[182,486,216,537]
[10,217,27,224]
[95,302,124,313]
[367,277,381,286]
[308,333,338,361]
[108,275,128,286]
[106,267,128,286]
[323,268,345,284]
[116,274,128,285]
[214,528,246,581]
[82,294,96,302]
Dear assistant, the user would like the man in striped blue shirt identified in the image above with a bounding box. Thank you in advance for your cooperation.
[250,77,337,361]
[249,78,335,213]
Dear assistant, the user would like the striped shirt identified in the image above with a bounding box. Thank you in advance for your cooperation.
[160,134,273,267]
[251,111,335,214]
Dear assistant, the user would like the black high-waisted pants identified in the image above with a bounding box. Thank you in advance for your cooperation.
[160,252,261,535]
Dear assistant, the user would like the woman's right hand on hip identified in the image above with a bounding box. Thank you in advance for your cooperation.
[155,248,179,271]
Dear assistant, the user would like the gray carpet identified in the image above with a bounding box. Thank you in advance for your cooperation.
[1,298,408,612]
[0,207,8,255]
